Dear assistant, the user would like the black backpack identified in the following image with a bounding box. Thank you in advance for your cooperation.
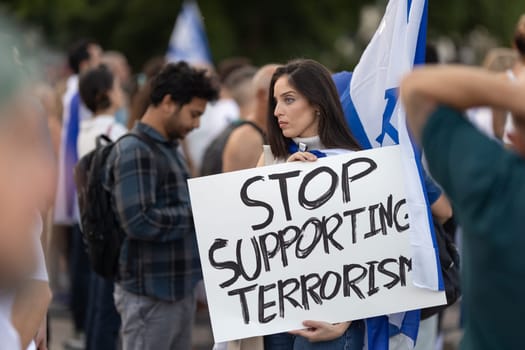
[420,217,461,319]
[74,131,159,279]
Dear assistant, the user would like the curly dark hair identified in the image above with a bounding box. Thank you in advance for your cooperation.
[79,64,114,114]
[149,61,219,107]
[267,59,361,159]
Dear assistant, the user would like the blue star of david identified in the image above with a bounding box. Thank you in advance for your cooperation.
[375,88,399,145]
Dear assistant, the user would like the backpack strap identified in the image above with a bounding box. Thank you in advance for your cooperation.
[106,123,114,137]
[103,130,162,154]
[94,123,117,148]
[127,130,162,154]
[96,134,112,148]
[126,131,180,177]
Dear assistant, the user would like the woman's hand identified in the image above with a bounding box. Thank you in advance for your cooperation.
[287,152,317,162]
[289,320,351,342]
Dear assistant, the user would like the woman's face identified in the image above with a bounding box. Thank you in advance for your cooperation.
[273,75,318,138]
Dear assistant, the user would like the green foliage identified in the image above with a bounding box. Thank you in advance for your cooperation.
[2,0,524,71]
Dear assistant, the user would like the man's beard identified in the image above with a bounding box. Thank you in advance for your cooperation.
[166,130,182,141]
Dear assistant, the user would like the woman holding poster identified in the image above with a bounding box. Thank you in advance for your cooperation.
[258,59,364,350]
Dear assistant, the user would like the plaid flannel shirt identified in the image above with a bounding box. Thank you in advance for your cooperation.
[105,122,201,301]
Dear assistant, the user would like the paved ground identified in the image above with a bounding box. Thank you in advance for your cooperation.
[49,301,462,350]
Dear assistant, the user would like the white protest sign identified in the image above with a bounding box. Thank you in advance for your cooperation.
[188,145,445,342]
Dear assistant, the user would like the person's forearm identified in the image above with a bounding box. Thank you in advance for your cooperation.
[112,148,195,241]
[11,280,52,349]
[401,65,525,143]
[118,202,196,241]
[402,65,525,114]
[431,194,452,224]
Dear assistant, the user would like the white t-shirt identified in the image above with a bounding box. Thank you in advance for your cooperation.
[466,107,495,139]
[77,115,128,158]
[75,115,127,222]
[184,99,239,172]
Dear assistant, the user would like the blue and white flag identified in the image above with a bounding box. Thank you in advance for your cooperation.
[339,0,442,348]
[54,76,81,225]
[166,1,213,65]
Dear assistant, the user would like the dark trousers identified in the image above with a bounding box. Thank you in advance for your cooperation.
[86,273,121,350]
[69,224,90,333]
[264,332,295,350]
[264,320,365,350]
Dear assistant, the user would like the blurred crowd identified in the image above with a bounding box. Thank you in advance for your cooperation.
[0,9,525,350]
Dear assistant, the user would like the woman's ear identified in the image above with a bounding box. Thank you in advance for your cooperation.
[313,105,321,117]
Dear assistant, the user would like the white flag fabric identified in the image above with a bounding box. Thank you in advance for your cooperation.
[340,1,442,348]
[166,1,213,65]
[344,0,441,297]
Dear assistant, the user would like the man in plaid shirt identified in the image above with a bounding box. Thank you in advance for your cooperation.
[105,62,218,350]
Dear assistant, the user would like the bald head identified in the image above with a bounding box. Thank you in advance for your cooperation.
[251,64,280,122]
[253,64,281,95]
[102,51,131,84]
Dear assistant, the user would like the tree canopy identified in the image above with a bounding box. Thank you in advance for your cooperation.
[3,0,524,71]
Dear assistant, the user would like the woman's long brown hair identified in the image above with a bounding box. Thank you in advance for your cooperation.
[267,59,361,159]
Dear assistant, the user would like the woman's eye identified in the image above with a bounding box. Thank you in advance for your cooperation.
[284,97,294,104]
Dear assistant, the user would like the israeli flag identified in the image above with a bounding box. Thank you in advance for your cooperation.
[340,0,442,348]
[166,1,213,65]
[54,76,82,224]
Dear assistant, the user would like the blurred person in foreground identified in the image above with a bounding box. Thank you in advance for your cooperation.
[401,64,525,350]
[0,38,57,350]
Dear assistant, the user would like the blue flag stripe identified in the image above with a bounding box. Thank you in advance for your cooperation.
[345,0,439,349]
[407,0,444,291]
[65,92,80,217]
[413,0,428,66]
[342,84,373,150]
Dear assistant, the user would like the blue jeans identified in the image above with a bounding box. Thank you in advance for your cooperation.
[292,320,365,350]
[264,332,295,350]
[69,224,90,332]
